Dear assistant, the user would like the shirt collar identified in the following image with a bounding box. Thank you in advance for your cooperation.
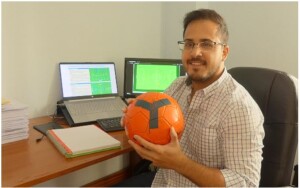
[202,68,228,96]
[185,68,229,97]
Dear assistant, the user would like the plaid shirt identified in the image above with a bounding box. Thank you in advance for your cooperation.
[151,69,265,187]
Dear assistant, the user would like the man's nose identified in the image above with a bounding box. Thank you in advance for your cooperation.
[191,44,203,57]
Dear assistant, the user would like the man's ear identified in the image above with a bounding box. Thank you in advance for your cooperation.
[222,45,230,62]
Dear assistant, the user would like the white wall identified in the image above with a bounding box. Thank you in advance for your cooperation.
[209,2,298,76]
[161,2,298,77]
[2,2,298,186]
[161,2,198,58]
[3,2,297,118]
[2,2,162,118]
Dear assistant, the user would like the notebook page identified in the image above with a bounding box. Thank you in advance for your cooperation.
[49,125,120,154]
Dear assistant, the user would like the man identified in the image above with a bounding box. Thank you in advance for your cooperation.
[121,8,264,187]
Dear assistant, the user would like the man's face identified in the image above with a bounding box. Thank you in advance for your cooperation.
[182,19,229,85]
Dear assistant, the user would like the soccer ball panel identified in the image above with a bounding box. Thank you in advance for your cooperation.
[124,92,184,145]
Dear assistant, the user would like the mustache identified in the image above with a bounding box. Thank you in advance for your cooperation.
[188,58,206,63]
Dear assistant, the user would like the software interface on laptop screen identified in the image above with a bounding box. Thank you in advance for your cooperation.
[59,63,118,98]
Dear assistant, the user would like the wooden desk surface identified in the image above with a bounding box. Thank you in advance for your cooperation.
[2,116,133,187]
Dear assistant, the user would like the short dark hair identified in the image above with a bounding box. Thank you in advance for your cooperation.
[183,9,229,44]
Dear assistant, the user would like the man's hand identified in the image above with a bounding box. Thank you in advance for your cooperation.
[120,99,136,137]
[128,127,187,171]
[129,127,225,186]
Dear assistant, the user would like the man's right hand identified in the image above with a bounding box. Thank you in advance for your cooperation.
[120,98,136,137]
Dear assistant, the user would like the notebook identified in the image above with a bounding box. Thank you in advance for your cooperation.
[46,124,121,158]
[59,62,127,125]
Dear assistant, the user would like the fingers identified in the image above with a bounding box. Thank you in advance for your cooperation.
[128,139,139,150]
[128,129,182,170]
[169,127,179,147]
[120,106,129,127]
[120,116,125,127]
[170,127,178,141]
[133,135,156,151]
[128,135,156,160]
[124,126,128,137]
[128,139,152,161]
[120,99,136,127]
[122,106,128,113]
[127,98,135,104]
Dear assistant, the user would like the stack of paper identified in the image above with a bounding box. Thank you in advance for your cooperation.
[47,125,121,158]
[2,99,29,144]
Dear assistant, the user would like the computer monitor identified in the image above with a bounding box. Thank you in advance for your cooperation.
[123,57,186,98]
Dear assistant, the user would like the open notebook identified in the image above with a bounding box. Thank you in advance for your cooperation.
[59,62,127,125]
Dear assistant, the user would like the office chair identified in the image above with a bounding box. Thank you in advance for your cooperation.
[228,67,298,187]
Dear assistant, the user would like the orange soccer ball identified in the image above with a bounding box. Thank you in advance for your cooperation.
[124,92,184,145]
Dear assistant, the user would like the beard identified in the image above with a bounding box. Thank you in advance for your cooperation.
[187,70,212,82]
[186,59,212,82]
[185,58,223,83]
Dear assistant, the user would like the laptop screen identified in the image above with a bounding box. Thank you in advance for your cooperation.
[59,62,118,99]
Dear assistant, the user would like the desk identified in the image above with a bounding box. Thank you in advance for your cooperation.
[2,116,137,187]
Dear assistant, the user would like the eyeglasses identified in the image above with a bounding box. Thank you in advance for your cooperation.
[177,40,226,52]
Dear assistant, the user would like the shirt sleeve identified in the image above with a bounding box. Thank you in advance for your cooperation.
[219,100,265,187]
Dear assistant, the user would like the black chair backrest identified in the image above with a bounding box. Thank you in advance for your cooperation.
[228,67,298,187]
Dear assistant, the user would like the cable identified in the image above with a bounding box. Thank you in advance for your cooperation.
[36,135,45,143]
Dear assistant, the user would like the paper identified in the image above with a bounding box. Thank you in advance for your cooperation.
[47,125,121,158]
[1,99,29,144]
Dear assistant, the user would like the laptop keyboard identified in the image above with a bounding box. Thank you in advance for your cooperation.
[66,99,124,116]
[97,117,124,132]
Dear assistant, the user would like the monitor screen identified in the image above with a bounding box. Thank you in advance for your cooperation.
[59,62,118,99]
[123,57,186,98]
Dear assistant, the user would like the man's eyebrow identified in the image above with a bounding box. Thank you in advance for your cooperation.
[183,38,213,42]
[201,38,213,41]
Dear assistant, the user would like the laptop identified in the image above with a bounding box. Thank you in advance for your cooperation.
[59,62,127,125]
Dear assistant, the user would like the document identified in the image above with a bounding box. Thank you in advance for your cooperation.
[47,125,121,158]
[2,99,29,144]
